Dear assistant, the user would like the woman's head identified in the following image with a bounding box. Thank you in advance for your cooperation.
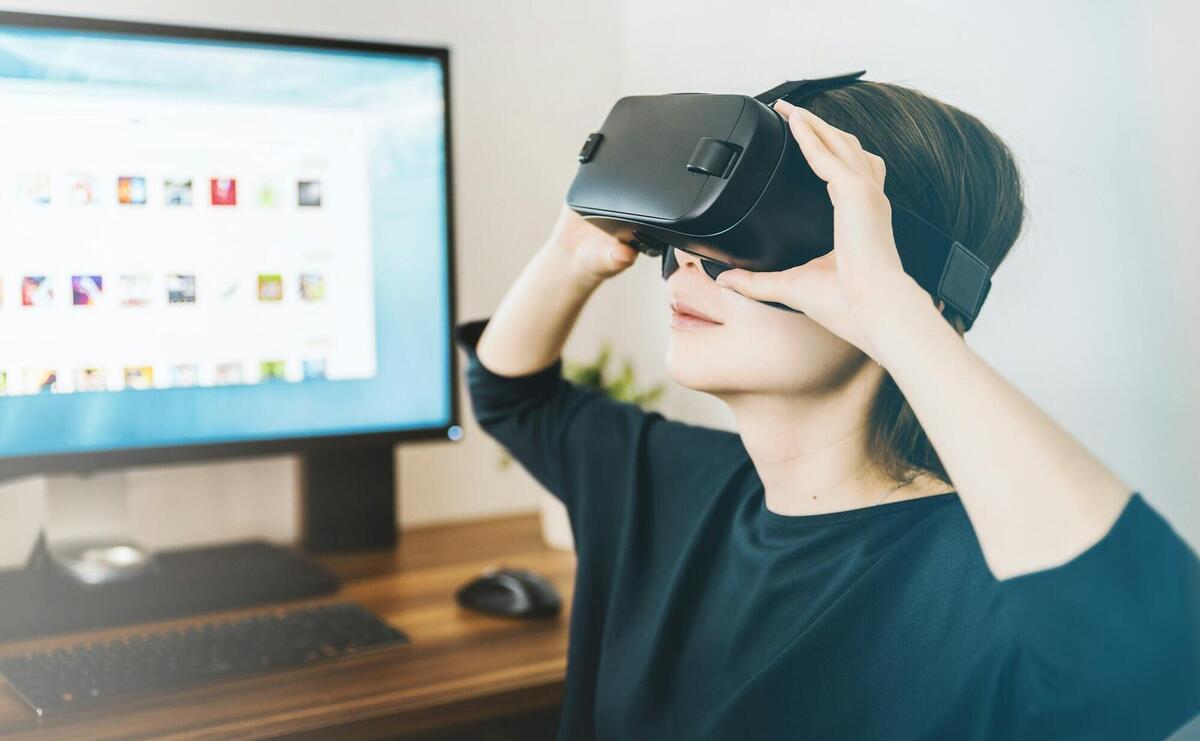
[665,79,1026,484]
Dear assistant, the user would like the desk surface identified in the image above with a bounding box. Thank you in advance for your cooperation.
[0,513,576,740]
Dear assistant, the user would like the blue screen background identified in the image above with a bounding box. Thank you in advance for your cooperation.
[0,23,453,459]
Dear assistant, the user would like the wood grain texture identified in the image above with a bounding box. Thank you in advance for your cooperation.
[0,513,576,740]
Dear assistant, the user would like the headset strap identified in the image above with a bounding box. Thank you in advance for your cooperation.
[753,70,867,106]
[890,205,992,331]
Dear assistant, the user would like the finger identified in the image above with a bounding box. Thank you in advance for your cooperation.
[864,150,886,186]
[773,101,851,183]
[778,102,881,183]
[713,265,810,307]
[783,111,858,185]
[794,108,875,179]
[607,241,638,269]
[838,130,880,180]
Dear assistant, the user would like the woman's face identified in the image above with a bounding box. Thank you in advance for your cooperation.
[664,248,872,396]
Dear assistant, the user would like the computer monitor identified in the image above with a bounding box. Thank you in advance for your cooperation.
[0,12,458,474]
[0,12,459,607]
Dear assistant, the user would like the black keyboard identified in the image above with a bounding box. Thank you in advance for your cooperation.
[0,602,409,716]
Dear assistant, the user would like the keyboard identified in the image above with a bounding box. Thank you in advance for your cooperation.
[0,602,409,716]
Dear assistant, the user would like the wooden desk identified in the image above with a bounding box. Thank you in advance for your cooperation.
[0,513,576,740]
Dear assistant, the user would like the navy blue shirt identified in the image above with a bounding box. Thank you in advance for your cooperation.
[454,317,1200,740]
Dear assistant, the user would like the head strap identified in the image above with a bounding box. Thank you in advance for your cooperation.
[753,70,867,107]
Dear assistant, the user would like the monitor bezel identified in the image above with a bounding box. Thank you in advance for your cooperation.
[0,11,461,479]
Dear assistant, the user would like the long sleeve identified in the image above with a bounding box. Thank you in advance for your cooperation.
[453,317,741,544]
[453,317,664,521]
[455,317,575,504]
[451,314,592,510]
[997,492,1200,739]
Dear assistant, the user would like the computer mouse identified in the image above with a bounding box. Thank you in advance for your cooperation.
[455,566,561,619]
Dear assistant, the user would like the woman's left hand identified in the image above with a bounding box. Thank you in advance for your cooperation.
[713,99,931,365]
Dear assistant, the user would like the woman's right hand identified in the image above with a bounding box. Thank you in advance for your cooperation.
[546,202,640,289]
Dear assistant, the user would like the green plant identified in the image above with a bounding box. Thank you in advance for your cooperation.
[497,342,667,470]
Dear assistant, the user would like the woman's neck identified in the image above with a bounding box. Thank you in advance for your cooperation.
[720,362,949,516]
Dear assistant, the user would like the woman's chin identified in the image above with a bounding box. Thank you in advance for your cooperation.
[665,348,724,392]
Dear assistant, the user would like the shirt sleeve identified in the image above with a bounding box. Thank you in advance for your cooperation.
[453,316,738,548]
[453,316,662,521]
[997,492,1200,739]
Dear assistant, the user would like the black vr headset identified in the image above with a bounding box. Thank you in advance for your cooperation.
[565,70,993,332]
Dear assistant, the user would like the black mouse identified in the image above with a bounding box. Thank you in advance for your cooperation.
[455,566,561,619]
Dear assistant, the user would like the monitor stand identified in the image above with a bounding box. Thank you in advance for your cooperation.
[0,468,345,643]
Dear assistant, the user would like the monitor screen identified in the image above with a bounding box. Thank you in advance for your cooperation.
[0,15,456,467]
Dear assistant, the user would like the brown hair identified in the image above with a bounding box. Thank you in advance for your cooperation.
[803,81,1027,486]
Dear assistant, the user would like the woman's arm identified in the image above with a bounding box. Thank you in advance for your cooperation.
[854,278,1133,580]
[859,288,1198,736]
[475,203,638,377]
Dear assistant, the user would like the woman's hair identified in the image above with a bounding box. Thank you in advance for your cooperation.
[802,81,1027,487]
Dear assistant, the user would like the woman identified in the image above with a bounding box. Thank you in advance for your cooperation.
[453,80,1200,739]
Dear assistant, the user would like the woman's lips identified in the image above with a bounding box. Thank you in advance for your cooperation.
[670,301,722,330]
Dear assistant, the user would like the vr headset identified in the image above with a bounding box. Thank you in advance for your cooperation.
[565,70,993,332]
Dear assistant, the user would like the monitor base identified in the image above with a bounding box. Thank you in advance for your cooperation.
[0,535,340,643]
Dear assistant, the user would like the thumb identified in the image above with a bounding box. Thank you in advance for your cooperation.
[714,267,800,306]
[606,241,638,271]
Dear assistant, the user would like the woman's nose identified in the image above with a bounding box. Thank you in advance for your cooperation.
[668,247,735,282]
[673,248,702,270]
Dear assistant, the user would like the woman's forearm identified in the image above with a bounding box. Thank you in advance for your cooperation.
[475,239,601,377]
[857,278,1134,581]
